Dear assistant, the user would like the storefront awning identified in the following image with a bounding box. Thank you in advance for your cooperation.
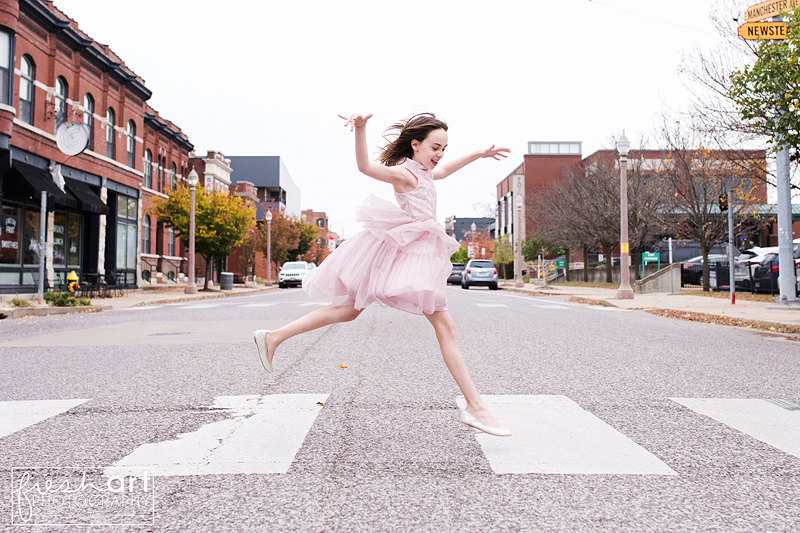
[1,160,77,210]
[64,178,108,215]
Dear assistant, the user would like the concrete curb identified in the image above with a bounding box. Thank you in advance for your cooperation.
[130,286,277,308]
[0,305,109,319]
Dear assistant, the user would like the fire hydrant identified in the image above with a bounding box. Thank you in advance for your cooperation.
[67,270,80,293]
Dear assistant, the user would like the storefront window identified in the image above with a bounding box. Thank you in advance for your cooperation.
[1,204,20,264]
[116,195,138,270]
[23,210,40,265]
[67,213,81,266]
[53,212,66,266]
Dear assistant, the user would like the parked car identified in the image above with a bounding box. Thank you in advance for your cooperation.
[652,240,739,264]
[735,247,778,289]
[681,254,728,286]
[447,263,465,285]
[462,259,498,290]
[278,261,312,288]
[751,244,800,294]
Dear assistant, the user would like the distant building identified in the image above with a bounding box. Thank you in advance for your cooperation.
[301,208,333,263]
[445,216,495,242]
[189,151,232,195]
[227,156,300,219]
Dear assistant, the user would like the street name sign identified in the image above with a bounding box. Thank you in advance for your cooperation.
[738,21,788,39]
[745,0,799,22]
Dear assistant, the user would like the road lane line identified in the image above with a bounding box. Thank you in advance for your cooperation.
[106,394,328,476]
[672,398,800,459]
[532,304,570,310]
[474,303,508,308]
[0,399,90,440]
[238,303,279,308]
[457,395,677,475]
[300,302,331,306]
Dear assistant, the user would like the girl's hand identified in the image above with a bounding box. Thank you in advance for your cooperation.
[480,145,510,160]
[338,113,373,131]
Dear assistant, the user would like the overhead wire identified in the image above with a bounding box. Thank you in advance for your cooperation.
[589,0,719,36]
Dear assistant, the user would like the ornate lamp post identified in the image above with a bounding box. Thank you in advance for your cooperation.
[265,209,273,286]
[515,194,524,288]
[470,222,476,258]
[616,133,634,300]
[184,169,198,294]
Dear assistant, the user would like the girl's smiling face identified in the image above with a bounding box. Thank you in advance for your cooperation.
[411,128,448,170]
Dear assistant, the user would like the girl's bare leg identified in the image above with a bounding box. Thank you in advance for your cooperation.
[424,309,503,429]
[263,300,363,365]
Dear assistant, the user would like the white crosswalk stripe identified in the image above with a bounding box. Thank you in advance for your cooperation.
[0,399,89,439]
[533,304,570,310]
[107,394,328,476]
[238,303,278,308]
[672,398,800,460]
[457,395,676,475]
[475,303,508,308]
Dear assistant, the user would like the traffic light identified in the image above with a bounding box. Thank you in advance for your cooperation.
[719,193,728,212]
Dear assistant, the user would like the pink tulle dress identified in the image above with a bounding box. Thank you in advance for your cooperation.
[302,158,460,315]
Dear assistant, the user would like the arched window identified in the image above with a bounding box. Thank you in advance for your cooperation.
[126,120,136,168]
[54,76,67,132]
[143,215,151,254]
[170,162,176,191]
[106,108,115,159]
[83,93,94,150]
[19,56,34,125]
[144,149,152,189]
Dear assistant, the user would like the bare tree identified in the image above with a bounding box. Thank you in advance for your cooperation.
[656,118,766,290]
[679,0,799,191]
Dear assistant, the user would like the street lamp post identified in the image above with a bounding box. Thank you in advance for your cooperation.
[515,195,524,288]
[470,222,476,259]
[184,169,198,294]
[265,210,273,286]
[616,133,634,300]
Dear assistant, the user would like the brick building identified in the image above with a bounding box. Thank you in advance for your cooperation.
[300,208,331,264]
[0,0,192,293]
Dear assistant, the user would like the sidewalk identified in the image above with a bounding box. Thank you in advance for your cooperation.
[497,280,800,333]
[0,283,276,318]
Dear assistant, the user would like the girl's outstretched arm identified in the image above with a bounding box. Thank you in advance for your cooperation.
[339,113,416,192]
[432,145,510,180]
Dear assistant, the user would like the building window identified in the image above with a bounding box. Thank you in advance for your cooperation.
[169,162,176,191]
[0,29,11,105]
[54,77,68,132]
[167,226,175,256]
[144,149,152,189]
[116,195,137,271]
[19,56,34,125]
[143,215,150,254]
[52,211,81,267]
[106,108,115,159]
[316,218,324,227]
[83,93,94,150]
[0,203,20,265]
[127,120,136,168]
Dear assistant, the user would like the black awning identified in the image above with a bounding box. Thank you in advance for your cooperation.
[1,160,77,209]
[64,178,108,215]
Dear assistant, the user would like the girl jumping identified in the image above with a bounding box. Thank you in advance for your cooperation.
[254,112,511,436]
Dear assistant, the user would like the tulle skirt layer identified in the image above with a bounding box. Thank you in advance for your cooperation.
[302,195,460,315]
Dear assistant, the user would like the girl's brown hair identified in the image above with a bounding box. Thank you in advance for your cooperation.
[378,112,448,167]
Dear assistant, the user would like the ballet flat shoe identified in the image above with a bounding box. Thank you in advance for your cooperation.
[460,410,511,437]
[253,330,273,373]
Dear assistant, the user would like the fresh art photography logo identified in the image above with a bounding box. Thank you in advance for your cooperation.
[11,467,155,526]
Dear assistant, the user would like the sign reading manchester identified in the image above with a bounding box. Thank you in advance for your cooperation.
[745,0,800,22]
[738,21,788,39]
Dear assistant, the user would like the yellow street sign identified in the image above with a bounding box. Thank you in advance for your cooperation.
[738,21,788,39]
[745,0,799,22]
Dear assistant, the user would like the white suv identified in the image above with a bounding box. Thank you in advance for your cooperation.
[278,261,315,288]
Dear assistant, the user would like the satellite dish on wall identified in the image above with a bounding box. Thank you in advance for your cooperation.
[55,121,90,156]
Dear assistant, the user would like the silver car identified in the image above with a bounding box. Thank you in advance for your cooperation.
[462,259,498,290]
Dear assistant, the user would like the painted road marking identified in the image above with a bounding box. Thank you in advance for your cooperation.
[457,395,676,475]
[0,399,90,440]
[588,306,624,311]
[533,304,570,310]
[300,302,331,306]
[116,306,162,311]
[178,303,225,309]
[238,303,278,308]
[672,398,800,459]
[475,303,509,308]
[107,394,328,476]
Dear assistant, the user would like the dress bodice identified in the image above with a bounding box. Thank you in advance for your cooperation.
[394,159,437,221]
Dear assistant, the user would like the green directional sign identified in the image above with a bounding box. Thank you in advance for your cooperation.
[556,260,566,267]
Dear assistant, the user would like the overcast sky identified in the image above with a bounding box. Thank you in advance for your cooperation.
[53,0,739,238]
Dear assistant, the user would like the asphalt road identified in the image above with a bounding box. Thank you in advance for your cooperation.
[0,286,798,532]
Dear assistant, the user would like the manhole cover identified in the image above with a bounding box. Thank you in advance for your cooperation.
[146,332,192,337]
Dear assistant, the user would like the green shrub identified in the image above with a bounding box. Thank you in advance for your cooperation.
[10,297,30,307]
[44,291,91,307]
